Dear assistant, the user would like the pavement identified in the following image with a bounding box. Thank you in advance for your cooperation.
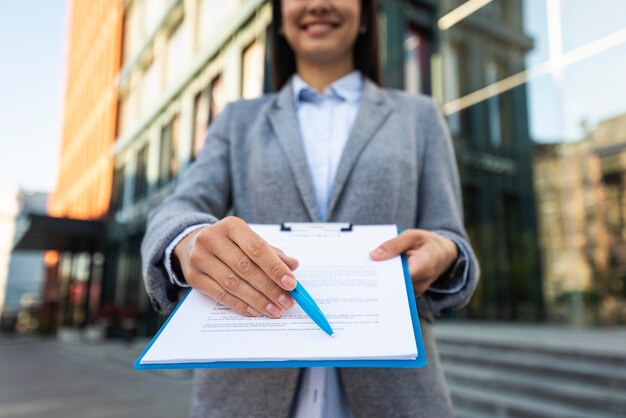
[0,335,192,418]
[1,323,625,418]
[433,320,626,356]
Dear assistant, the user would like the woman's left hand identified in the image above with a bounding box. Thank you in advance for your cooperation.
[370,229,458,297]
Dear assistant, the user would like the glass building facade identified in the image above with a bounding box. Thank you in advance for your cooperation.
[98,0,626,335]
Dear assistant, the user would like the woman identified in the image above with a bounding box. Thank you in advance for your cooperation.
[141,0,479,416]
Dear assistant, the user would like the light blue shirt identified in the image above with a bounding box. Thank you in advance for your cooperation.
[292,71,363,221]
[289,72,363,418]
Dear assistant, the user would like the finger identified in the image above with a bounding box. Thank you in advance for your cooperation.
[189,273,261,318]
[205,237,295,311]
[370,230,425,260]
[227,224,297,290]
[206,254,285,318]
[412,278,431,298]
[273,247,299,271]
[407,250,433,281]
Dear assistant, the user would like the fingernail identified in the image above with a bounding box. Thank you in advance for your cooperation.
[281,275,297,290]
[370,247,385,257]
[278,294,294,309]
[266,303,282,317]
[247,306,261,317]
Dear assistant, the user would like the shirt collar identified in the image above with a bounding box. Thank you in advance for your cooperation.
[291,70,363,106]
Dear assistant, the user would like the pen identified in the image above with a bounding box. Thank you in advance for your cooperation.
[290,281,334,336]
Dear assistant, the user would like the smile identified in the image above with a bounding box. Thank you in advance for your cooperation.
[300,22,340,35]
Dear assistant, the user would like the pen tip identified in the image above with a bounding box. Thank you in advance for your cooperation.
[330,333,335,338]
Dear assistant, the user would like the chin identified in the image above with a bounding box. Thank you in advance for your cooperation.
[299,45,352,64]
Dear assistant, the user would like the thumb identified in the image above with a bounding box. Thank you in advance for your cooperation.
[370,231,421,260]
[273,246,300,271]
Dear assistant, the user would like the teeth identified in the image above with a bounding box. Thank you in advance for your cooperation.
[305,23,335,30]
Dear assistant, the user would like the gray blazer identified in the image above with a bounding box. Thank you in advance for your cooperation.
[141,77,479,417]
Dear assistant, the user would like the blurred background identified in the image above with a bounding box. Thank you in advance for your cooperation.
[1,0,625,417]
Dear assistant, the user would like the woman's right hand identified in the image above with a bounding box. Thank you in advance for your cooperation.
[173,216,298,318]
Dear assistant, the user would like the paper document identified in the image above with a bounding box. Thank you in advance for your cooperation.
[138,224,420,367]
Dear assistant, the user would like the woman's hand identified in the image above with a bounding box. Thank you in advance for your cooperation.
[173,216,298,318]
[369,229,458,297]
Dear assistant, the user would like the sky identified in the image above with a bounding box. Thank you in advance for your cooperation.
[0,0,67,202]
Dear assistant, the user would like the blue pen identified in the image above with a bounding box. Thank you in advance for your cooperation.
[290,281,334,336]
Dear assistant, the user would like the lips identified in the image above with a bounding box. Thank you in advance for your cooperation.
[300,21,340,33]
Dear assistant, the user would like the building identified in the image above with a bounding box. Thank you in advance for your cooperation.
[535,113,626,325]
[0,189,48,332]
[13,0,124,334]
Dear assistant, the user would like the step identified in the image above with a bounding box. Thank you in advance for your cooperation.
[436,333,626,366]
[437,344,626,389]
[434,323,626,360]
[447,381,624,418]
[442,361,626,414]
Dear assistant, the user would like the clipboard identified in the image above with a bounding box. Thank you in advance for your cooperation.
[134,224,427,370]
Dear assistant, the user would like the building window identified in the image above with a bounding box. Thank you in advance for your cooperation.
[141,59,161,115]
[144,0,165,35]
[404,26,431,96]
[210,74,226,123]
[242,40,265,99]
[134,143,149,201]
[159,114,181,185]
[486,58,513,149]
[191,74,226,160]
[442,41,462,137]
[192,89,210,159]
[111,165,125,211]
[196,0,238,49]
[165,19,187,88]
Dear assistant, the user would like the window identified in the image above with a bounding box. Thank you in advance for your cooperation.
[210,75,226,123]
[403,27,431,95]
[111,165,125,211]
[191,74,226,160]
[141,60,161,115]
[144,0,165,35]
[159,114,181,185]
[442,42,462,137]
[192,89,210,158]
[165,20,188,88]
[242,40,265,99]
[486,58,513,149]
[196,0,238,49]
[134,143,149,201]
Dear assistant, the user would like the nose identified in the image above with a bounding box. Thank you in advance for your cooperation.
[305,0,332,14]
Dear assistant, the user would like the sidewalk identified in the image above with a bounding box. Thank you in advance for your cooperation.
[0,335,192,418]
[1,323,625,418]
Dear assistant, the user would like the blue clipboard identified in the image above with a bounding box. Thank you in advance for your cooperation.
[134,231,427,370]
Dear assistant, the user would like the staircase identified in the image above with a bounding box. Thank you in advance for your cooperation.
[433,322,626,418]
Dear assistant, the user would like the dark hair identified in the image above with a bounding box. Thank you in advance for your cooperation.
[270,0,381,90]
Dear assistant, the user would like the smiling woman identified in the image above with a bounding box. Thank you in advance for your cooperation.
[141,0,479,416]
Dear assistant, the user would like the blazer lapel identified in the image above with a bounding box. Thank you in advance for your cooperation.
[267,82,319,222]
[327,78,394,219]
